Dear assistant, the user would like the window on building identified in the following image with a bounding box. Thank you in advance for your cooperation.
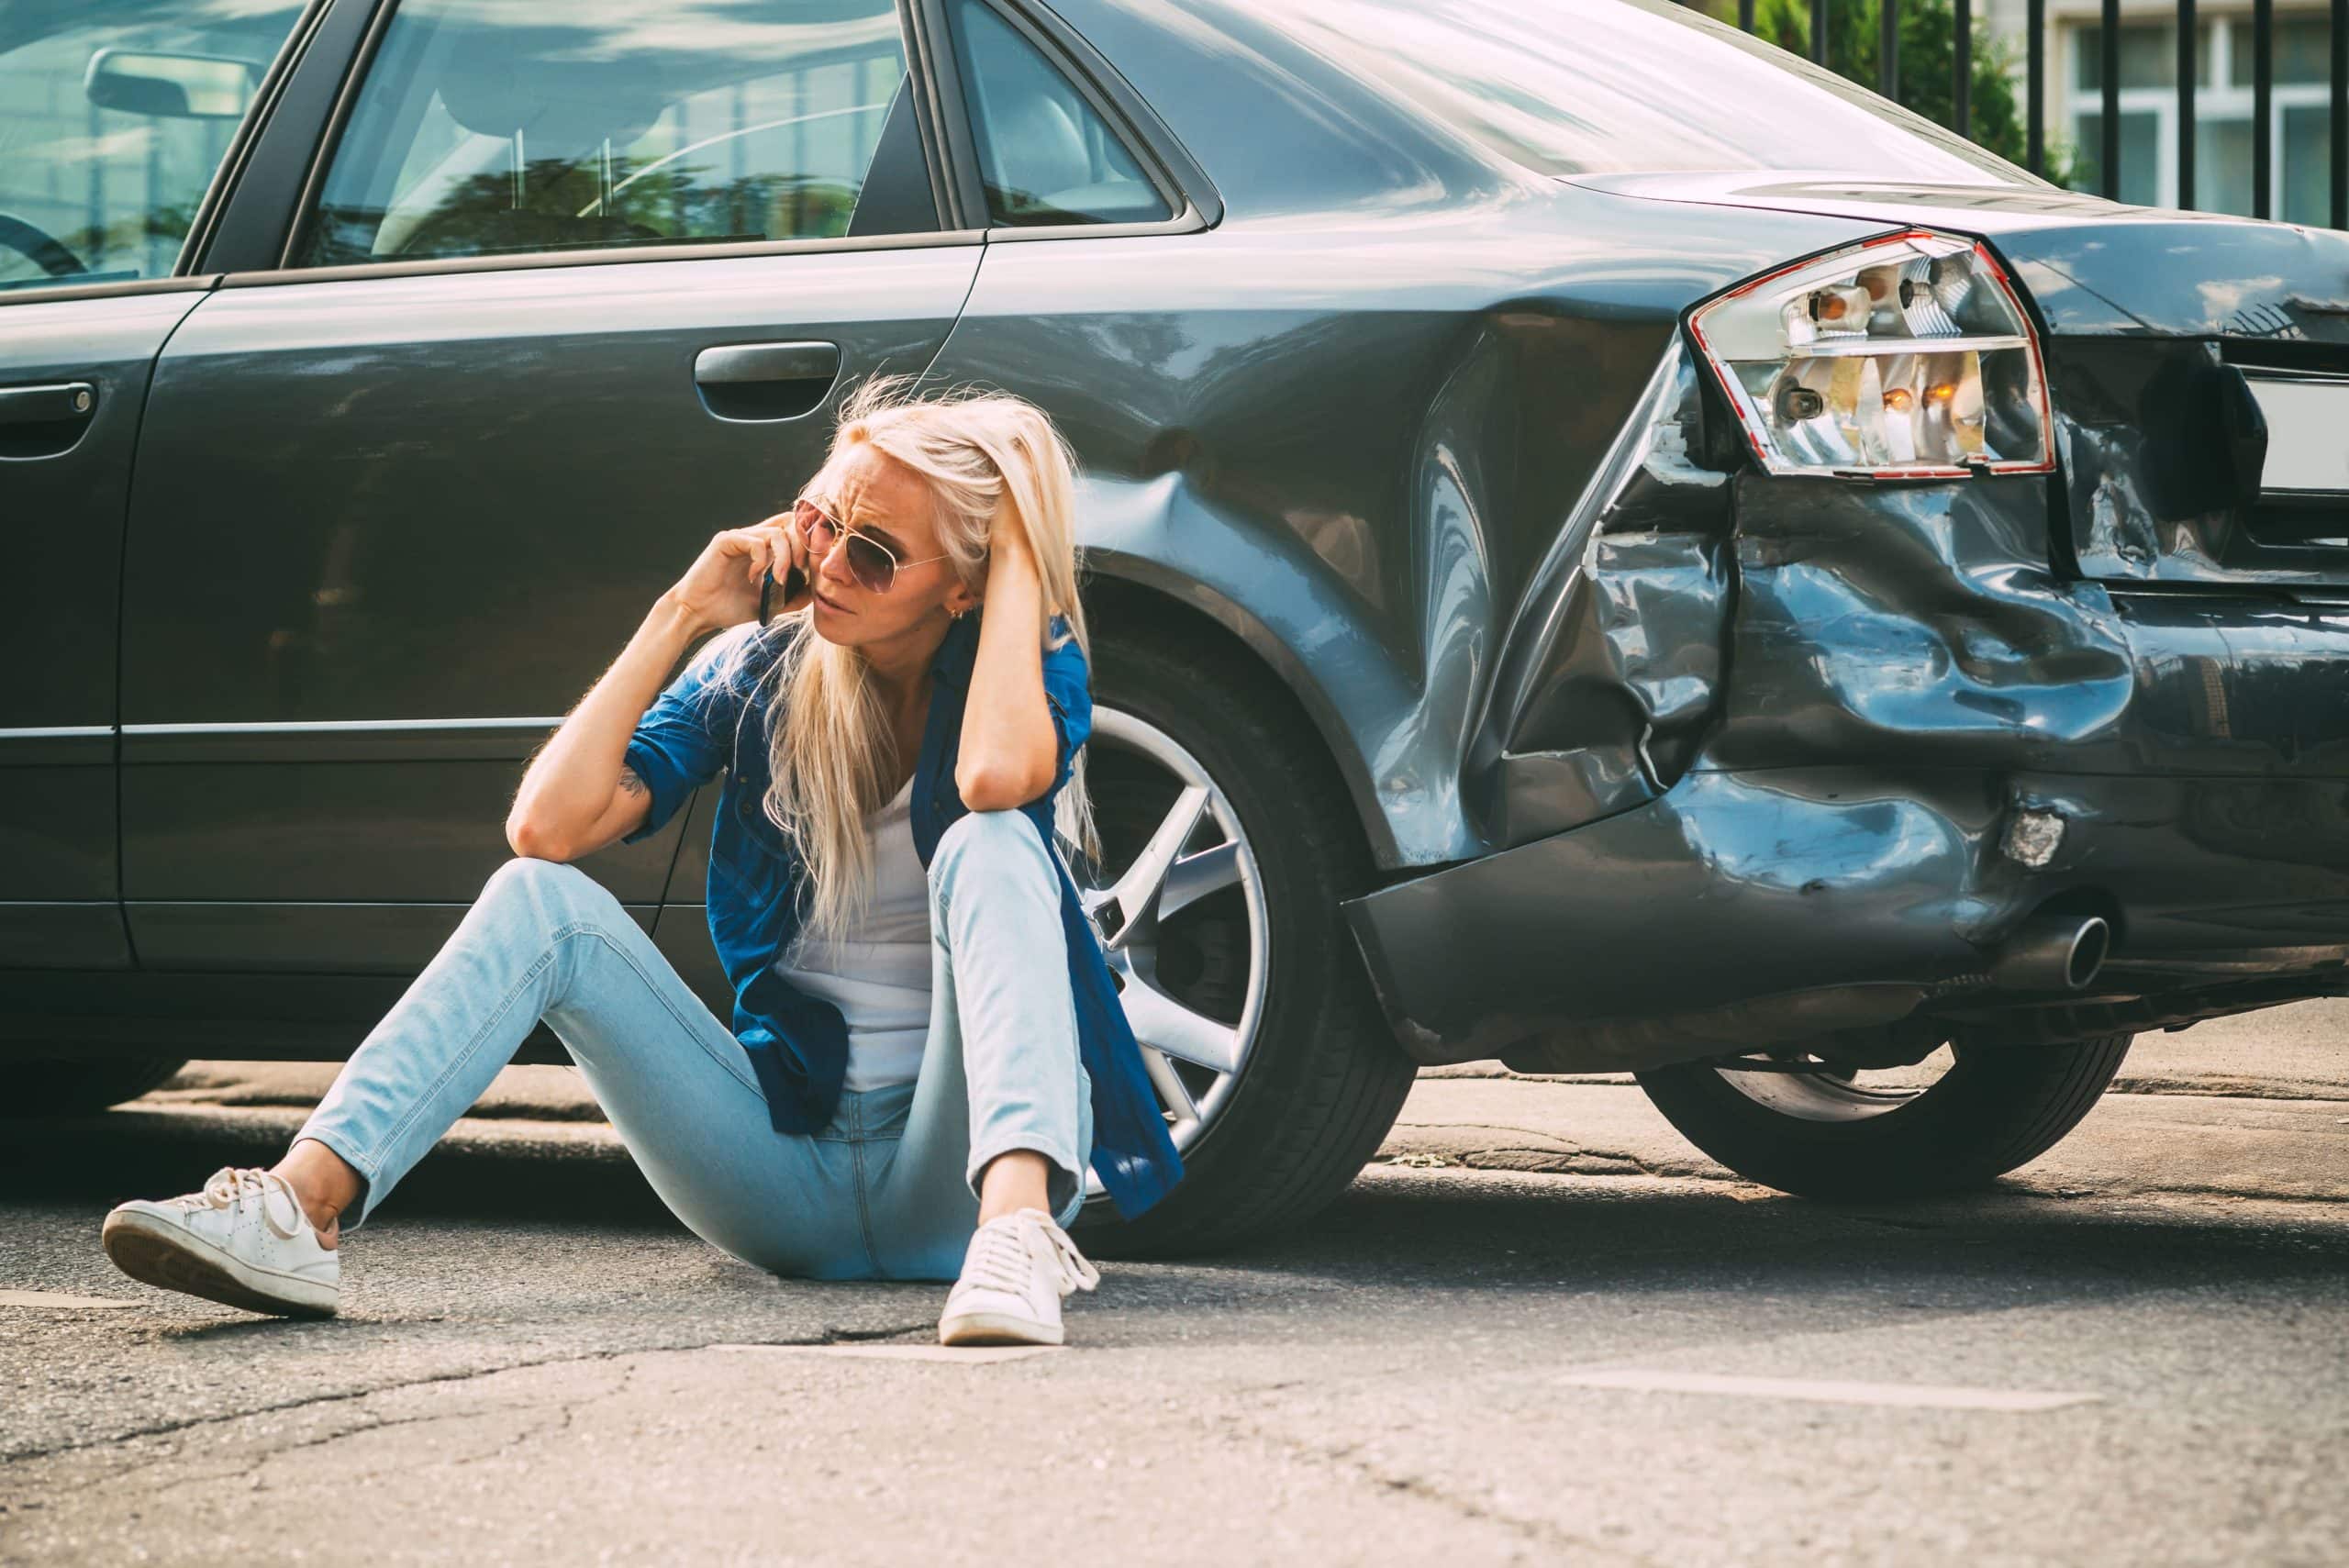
[2237,17,2335,83]
[2073,110,2164,205]
[2075,20,2192,89]
[2066,9,2334,227]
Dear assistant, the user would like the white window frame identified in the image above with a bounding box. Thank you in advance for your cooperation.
[2065,13,2334,218]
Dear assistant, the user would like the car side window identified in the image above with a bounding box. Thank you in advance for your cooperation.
[0,2,306,294]
[946,0,1173,228]
[295,0,928,269]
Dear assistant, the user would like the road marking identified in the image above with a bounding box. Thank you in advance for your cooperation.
[0,1289,137,1309]
[1559,1369,2099,1411]
[710,1342,1060,1363]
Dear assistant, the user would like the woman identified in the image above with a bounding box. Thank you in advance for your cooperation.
[99,374,1183,1346]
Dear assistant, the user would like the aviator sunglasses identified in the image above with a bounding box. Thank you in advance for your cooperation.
[793,494,952,595]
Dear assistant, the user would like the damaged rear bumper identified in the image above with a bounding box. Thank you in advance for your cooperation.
[1339,763,2349,1071]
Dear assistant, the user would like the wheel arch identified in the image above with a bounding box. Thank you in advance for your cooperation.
[1076,548,1407,879]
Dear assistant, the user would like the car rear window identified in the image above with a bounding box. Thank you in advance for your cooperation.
[1255,0,2039,184]
[949,0,1174,226]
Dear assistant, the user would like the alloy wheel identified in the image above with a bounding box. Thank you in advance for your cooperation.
[1054,706,1270,1193]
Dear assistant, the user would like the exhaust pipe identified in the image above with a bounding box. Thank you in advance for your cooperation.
[1988,914,2110,992]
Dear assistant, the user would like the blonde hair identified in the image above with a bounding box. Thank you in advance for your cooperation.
[704,373,1101,945]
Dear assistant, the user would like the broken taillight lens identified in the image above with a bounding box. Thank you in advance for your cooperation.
[1687,229,2054,479]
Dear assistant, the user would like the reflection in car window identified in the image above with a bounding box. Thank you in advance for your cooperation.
[0,1,305,294]
[948,0,1172,227]
[298,0,918,268]
[1258,0,2038,184]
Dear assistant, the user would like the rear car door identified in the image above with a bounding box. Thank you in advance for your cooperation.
[0,0,311,973]
[116,0,979,976]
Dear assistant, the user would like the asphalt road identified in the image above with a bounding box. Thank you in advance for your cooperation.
[3,1013,2344,1566]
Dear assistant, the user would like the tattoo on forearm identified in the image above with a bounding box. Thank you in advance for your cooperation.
[618,764,649,800]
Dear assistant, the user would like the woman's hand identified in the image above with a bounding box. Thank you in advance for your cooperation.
[662,511,815,636]
[989,509,1032,563]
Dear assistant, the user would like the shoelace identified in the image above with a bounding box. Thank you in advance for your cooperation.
[173,1165,308,1241]
[963,1210,1101,1298]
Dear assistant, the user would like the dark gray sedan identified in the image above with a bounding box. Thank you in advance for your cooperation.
[8,0,2348,1253]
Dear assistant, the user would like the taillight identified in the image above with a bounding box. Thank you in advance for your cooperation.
[1687,229,2054,479]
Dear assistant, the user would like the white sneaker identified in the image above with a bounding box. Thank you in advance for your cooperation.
[102,1165,340,1318]
[937,1207,1100,1347]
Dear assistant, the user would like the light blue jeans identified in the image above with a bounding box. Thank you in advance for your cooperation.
[289,808,1094,1282]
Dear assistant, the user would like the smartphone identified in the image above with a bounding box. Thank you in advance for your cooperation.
[761,561,807,626]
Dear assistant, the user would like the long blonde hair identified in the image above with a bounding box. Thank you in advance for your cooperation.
[703,373,1101,944]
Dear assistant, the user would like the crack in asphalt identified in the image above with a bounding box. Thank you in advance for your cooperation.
[0,1323,934,1479]
[240,1359,628,1495]
[1185,1369,1664,1562]
[1229,1413,1664,1565]
[9,1385,589,1507]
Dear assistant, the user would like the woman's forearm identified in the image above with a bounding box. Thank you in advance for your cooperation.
[956,533,1057,809]
[506,593,707,857]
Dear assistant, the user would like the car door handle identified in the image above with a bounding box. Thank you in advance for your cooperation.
[0,382,96,425]
[693,341,841,422]
[695,341,840,384]
[0,381,98,459]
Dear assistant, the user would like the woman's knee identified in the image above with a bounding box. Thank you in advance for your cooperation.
[482,854,612,919]
[930,809,1054,904]
[463,858,628,960]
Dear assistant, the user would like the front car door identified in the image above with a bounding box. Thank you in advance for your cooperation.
[0,0,310,973]
[116,0,980,977]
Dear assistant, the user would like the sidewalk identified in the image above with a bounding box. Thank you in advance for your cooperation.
[138,1001,2349,1207]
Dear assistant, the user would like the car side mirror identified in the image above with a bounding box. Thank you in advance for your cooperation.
[83,48,256,120]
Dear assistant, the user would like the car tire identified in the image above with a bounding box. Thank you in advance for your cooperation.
[3,1054,190,1118]
[1066,626,1419,1260]
[1631,1034,2135,1200]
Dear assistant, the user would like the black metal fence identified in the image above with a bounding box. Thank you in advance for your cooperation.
[1727,0,2347,229]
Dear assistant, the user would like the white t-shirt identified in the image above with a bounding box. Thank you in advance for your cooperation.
[768,773,931,1091]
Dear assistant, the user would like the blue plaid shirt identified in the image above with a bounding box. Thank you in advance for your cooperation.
[618,609,1182,1220]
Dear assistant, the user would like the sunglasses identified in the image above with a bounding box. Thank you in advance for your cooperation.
[793,495,952,595]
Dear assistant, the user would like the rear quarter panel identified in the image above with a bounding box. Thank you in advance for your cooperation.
[945,0,1876,865]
